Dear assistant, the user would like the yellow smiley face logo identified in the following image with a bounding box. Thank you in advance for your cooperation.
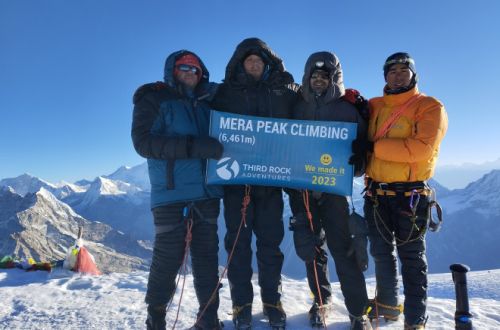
[320,154,332,165]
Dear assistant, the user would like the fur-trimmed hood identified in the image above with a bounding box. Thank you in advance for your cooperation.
[223,37,294,87]
[301,51,345,103]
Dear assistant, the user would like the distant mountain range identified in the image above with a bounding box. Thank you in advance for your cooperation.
[434,157,500,189]
[0,186,150,273]
[1,163,499,276]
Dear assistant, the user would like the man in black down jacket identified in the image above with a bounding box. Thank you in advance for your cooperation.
[287,52,372,330]
[212,38,298,329]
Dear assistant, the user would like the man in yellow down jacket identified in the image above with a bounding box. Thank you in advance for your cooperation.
[358,52,448,330]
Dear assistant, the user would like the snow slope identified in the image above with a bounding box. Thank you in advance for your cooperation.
[0,268,499,329]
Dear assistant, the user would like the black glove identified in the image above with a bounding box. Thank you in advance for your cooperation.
[189,137,223,160]
[352,139,373,154]
[346,212,369,272]
[348,153,365,176]
[289,213,320,263]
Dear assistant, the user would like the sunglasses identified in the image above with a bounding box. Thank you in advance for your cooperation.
[311,72,330,80]
[177,64,200,74]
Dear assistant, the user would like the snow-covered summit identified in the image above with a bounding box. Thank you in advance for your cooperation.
[90,176,142,196]
[34,187,80,219]
[0,268,499,329]
[440,169,500,216]
[105,162,150,191]
[0,173,56,196]
[0,174,89,200]
[76,176,143,208]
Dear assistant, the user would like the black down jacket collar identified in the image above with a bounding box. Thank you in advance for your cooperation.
[224,37,294,88]
[301,51,345,104]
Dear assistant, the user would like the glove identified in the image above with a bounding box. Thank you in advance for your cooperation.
[351,138,373,154]
[346,212,369,272]
[348,153,365,176]
[289,213,320,263]
[189,137,223,160]
[343,88,370,121]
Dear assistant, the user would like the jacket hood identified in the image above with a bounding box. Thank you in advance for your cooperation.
[301,51,345,103]
[224,37,294,87]
[163,50,210,89]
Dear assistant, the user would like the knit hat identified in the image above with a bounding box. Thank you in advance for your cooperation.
[174,54,202,81]
[383,52,416,78]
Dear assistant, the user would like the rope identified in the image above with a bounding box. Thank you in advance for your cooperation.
[373,288,380,330]
[232,302,253,319]
[263,301,285,312]
[302,190,328,329]
[369,285,403,329]
[371,192,427,247]
[241,185,251,227]
[193,185,252,328]
[373,94,423,141]
[171,214,194,329]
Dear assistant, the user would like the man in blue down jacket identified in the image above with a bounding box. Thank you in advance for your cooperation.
[211,38,298,329]
[287,52,372,330]
[132,50,224,330]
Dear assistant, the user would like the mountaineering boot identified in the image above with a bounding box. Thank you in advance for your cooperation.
[232,304,252,329]
[194,305,224,330]
[145,305,166,330]
[349,314,373,330]
[263,302,286,329]
[308,301,332,328]
[191,319,224,330]
[367,298,402,322]
[404,317,427,330]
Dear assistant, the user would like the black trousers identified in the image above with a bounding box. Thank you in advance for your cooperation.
[292,193,369,317]
[364,193,430,325]
[223,185,285,307]
[146,198,220,326]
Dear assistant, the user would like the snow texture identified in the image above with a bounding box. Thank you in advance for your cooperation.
[0,268,499,329]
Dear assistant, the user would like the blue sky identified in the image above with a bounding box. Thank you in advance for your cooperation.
[1,0,499,183]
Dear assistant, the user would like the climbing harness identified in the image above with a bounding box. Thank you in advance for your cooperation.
[366,180,436,247]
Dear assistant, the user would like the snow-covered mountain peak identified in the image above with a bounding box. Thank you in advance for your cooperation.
[76,176,144,208]
[464,169,500,191]
[55,181,87,192]
[32,187,80,218]
[1,186,150,273]
[440,169,500,216]
[0,173,57,196]
[105,162,150,191]
[93,176,142,195]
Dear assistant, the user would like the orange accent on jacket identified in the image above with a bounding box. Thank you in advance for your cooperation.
[366,86,448,183]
